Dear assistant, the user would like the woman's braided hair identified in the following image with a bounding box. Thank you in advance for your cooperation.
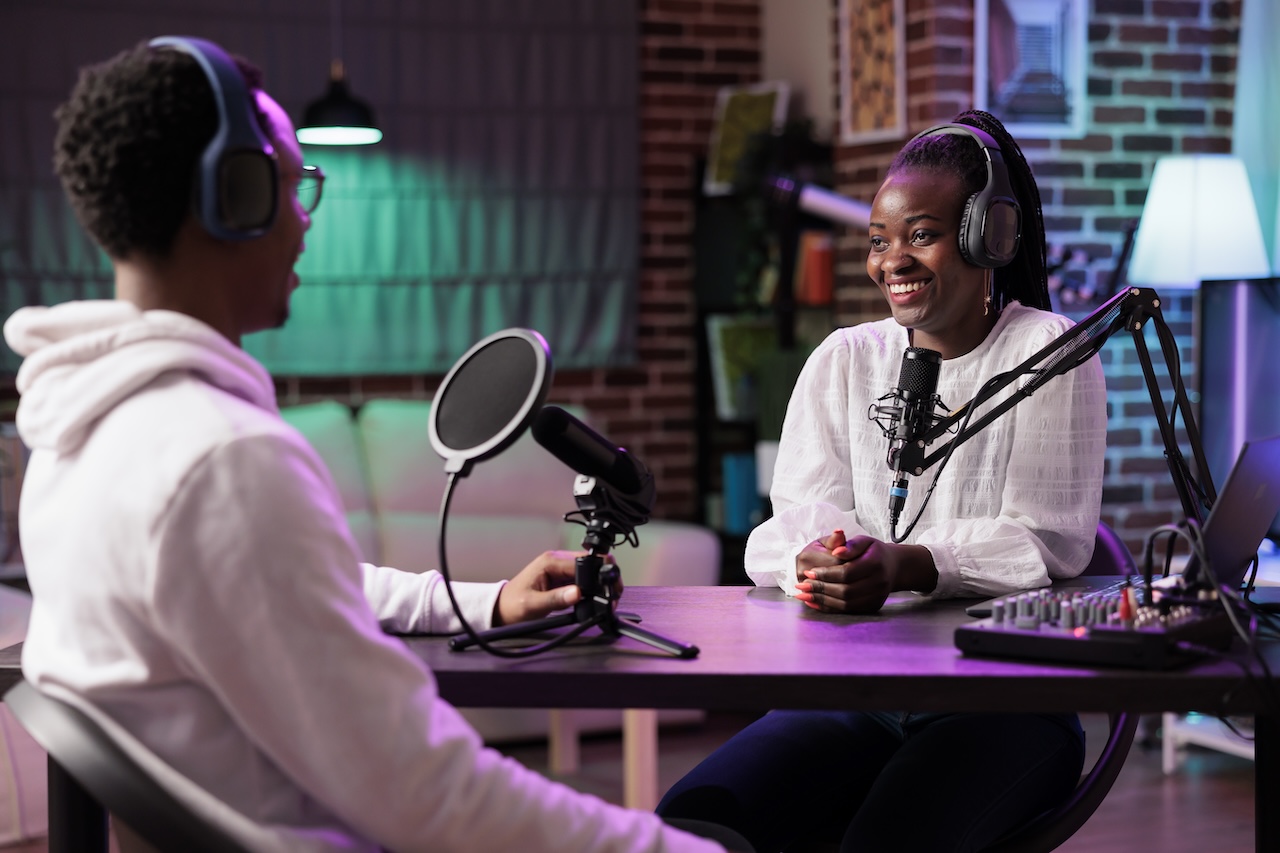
[887,109,1050,312]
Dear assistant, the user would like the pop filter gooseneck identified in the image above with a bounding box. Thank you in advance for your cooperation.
[428,329,600,658]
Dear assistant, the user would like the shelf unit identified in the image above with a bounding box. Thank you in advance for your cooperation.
[1162,713,1254,774]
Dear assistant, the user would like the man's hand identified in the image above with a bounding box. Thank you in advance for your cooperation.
[794,534,937,614]
[493,550,622,627]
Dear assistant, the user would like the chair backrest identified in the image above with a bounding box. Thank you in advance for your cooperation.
[3,680,247,853]
[1083,520,1137,576]
[982,711,1139,853]
[978,523,1140,851]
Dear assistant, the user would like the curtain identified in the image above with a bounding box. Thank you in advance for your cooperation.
[0,0,640,375]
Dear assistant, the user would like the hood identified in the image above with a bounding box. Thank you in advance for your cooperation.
[4,301,277,454]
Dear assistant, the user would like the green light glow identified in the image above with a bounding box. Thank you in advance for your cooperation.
[296,126,383,146]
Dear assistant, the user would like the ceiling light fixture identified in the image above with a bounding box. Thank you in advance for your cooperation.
[296,0,382,146]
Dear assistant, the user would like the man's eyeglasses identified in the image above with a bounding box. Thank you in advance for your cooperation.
[294,165,325,214]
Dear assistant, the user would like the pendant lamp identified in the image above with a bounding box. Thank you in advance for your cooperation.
[296,0,382,146]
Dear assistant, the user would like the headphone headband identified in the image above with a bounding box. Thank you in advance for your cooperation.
[908,122,1021,268]
[148,36,278,241]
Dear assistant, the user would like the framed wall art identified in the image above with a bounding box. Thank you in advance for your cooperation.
[839,0,907,145]
[974,0,1087,139]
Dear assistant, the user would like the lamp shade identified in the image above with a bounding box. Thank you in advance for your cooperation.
[1128,155,1271,287]
[296,61,382,146]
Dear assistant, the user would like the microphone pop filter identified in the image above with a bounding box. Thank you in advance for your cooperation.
[428,328,553,475]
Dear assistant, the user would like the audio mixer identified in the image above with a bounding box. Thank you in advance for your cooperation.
[954,584,1235,669]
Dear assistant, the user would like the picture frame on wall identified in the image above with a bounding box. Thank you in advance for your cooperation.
[704,82,791,197]
[974,0,1087,139]
[839,0,907,145]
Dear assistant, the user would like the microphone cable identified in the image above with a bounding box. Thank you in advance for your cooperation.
[436,471,603,658]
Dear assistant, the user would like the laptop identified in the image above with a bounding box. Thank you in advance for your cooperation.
[965,433,1280,618]
[1183,434,1280,607]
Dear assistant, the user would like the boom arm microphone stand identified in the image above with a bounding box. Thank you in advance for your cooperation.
[449,475,700,658]
[893,286,1215,543]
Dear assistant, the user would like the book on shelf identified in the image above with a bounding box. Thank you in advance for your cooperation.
[792,230,833,306]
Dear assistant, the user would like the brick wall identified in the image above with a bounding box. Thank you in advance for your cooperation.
[831,0,1242,554]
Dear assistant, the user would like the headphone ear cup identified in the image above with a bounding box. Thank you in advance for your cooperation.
[150,36,277,241]
[983,198,1021,266]
[217,150,277,232]
[911,122,1020,269]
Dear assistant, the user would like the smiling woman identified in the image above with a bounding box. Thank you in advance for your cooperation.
[655,110,1110,853]
[867,168,992,359]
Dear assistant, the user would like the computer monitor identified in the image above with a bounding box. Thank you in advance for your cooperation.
[1198,278,1280,544]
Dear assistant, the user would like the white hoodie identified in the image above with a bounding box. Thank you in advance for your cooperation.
[5,301,721,853]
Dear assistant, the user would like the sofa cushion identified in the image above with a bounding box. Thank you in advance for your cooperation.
[378,514,573,581]
[278,401,380,563]
[358,399,589,576]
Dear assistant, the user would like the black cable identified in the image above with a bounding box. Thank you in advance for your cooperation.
[437,471,602,658]
[1159,520,1280,720]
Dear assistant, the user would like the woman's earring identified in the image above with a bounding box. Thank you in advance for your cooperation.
[983,270,994,316]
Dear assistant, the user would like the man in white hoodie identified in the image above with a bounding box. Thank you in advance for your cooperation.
[4,37,741,853]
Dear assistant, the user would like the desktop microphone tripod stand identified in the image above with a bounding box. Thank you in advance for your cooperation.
[448,477,700,658]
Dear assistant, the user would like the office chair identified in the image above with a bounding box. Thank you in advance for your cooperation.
[982,709,1138,852]
[982,520,1140,852]
[793,522,1141,853]
[3,680,247,853]
[1084,518,1138,576]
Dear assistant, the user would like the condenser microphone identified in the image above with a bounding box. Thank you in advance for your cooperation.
[532,405,652,497]
[885,347,942,528]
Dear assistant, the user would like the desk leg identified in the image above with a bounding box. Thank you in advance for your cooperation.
[623,709,658,811]
[548,709,580,775]
[1257,714,1278,853]
[48,755,107,853]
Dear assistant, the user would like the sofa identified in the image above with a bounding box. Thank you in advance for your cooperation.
[279,398,722,753]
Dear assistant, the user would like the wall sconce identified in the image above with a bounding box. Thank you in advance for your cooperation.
[296,0,382,146]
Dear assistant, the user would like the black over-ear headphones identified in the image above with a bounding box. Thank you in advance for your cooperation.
[148,36,278,241]
[908,123,1021,268]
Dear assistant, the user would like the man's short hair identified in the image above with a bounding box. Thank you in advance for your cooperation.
[53,40,266,260]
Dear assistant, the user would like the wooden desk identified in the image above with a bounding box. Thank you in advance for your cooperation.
[3,585,1277,849]
[404,586,1280,852]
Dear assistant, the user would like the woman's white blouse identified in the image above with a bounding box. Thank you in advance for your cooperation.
[745,302,1109,599]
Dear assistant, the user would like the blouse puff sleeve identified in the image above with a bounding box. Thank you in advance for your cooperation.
[745,312,1108,600]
